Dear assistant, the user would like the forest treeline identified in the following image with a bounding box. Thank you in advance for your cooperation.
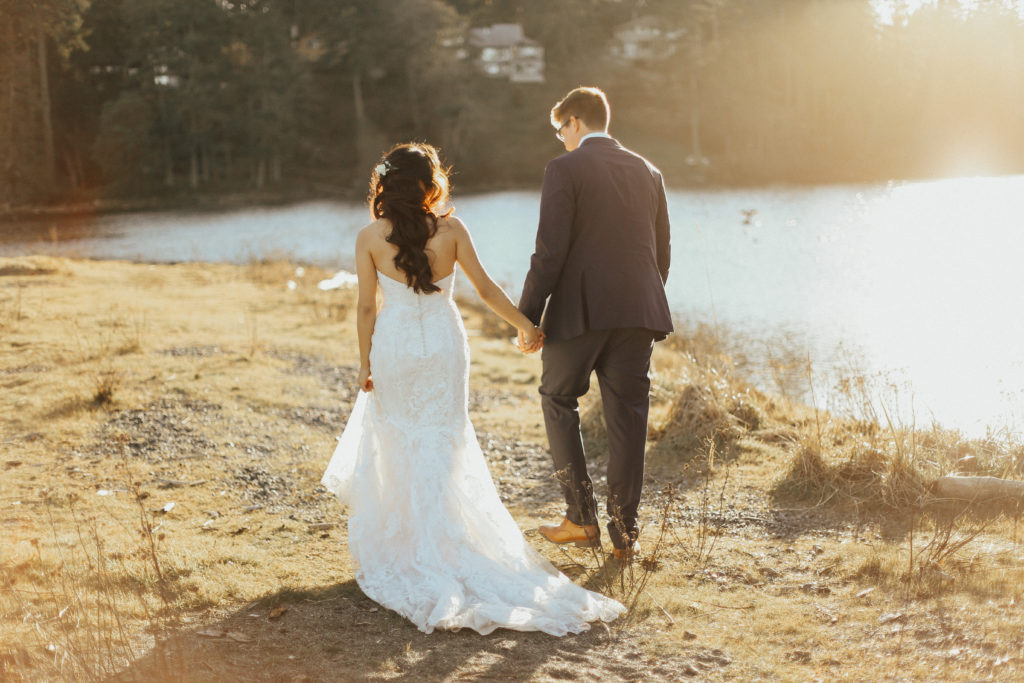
[2,0,1024,207]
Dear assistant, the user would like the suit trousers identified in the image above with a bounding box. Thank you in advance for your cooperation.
[539,327,655,549]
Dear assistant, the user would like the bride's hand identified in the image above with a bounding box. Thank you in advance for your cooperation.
[358,365,374,392]
[517,326,544,354]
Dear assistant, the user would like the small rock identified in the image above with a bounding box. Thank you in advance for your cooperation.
[196,628,224,638]
[682,630,698,641]
[156,479,190,488]
[879,612,904,625]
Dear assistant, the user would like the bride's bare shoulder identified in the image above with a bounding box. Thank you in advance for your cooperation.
[357,218,390,244]
[436,214,468,237]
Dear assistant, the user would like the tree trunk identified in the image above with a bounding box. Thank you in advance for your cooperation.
[445,105,465,160]
[164,142,175,187]
[201,144,210,183]
[352,68,384,175]
[271,153,281,183]
[689,67,702,158]
[256,158,266,189]
[35,17,55,190]
[352,70,365,127]
[406,61,421,133]
[224,144,232,181]
[63,149,79,191]
[157,87,175,187]
[190,145,199,189]
[4,19,16,204]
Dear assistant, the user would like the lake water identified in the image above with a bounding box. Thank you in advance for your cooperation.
[3,176,1022,438]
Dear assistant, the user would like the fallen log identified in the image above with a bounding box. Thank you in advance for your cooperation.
[932,475,1024,502]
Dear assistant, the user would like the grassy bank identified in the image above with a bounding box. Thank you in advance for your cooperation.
[1,256,1022,681]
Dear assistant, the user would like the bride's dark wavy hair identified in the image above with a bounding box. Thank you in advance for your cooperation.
[369,143,453,294]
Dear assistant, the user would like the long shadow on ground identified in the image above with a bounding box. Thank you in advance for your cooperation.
[111,581,679,682]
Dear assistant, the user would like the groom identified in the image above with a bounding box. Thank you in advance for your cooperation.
[518,87,673,559]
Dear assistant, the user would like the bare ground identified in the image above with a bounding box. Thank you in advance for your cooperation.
[2,256,1023,681]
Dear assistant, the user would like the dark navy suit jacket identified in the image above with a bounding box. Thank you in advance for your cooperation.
[519,136,673,342]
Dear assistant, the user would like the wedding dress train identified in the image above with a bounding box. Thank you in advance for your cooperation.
[322,269,624,635]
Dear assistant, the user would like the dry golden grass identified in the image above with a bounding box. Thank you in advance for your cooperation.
[2,255,1024,681]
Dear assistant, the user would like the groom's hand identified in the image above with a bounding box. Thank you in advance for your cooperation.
[518,327,544,354]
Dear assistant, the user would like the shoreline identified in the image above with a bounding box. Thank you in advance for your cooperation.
[0,251,1014,440]
[0,189,339,226]
[3,171,991,226]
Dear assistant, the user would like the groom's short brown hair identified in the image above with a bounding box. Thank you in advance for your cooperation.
[551,87,610,131]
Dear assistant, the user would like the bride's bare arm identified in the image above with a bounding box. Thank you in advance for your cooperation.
[355,227,378,391]
[452,218,542,349]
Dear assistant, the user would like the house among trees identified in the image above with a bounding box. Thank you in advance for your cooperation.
[466,23,544,83]
[609,16,684,62]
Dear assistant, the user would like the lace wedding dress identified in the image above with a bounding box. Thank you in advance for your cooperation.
[322,269,624,635]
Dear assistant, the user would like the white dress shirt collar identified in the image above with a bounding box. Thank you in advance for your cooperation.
[578,131,612,146]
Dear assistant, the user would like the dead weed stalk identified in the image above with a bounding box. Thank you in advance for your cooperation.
[904,504,992,589]
[688,439,731,573]
[2,282,25,323]
[91,367,124,407]
[550,469,677,618]
[0,456,183,681]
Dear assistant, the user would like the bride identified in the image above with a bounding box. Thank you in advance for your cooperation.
[321,143,624,636]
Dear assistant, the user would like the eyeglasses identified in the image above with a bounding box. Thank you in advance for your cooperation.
[555,117,574,142]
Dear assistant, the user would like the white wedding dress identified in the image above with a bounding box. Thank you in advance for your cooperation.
[321,268,624,635]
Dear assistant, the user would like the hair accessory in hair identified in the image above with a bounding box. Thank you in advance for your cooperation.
[375,160,393,178]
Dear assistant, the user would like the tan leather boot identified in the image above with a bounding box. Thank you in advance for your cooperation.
[611,541,641,560]
[538,518,601,548]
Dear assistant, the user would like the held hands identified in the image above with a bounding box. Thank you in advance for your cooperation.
[358,365,374,392]
[517,325,544,354]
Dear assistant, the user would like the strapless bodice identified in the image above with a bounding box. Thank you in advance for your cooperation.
[369,268,463,411]
[376,269,455,311]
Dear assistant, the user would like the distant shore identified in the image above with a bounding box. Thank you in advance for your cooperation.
[2,171,964,227]
[0,189,343,226]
